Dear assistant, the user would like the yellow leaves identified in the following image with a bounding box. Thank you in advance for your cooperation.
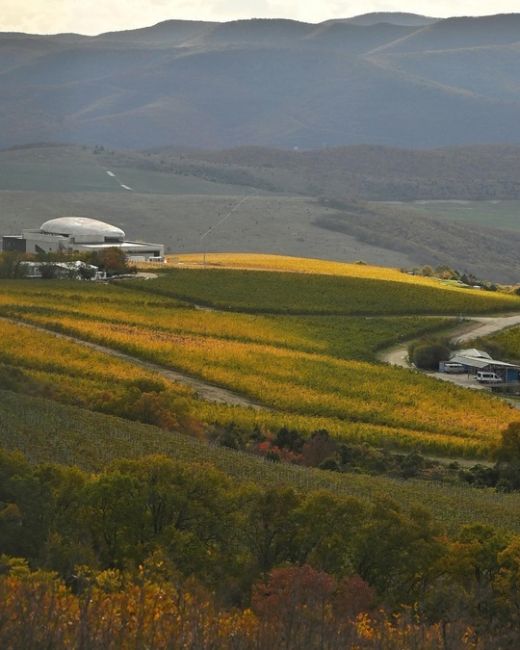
[171,253,436,284]
[0,275,516,459]
[216,608,259,641]
[4,569,481,649]
[173,253,518,304]
[0,302,514,457]
[354,612,375,640]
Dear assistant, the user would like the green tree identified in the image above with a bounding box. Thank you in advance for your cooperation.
[354,498,442,605]
[239,486,300,575]
[495,422,520,490]
[411,342,450,370]
[89,247,130,276]
[111,457,235,584]
[291,491,365,575]
[0,252,27,278]
[83,471,147,567]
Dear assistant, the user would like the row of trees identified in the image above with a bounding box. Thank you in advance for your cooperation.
[0,556,490,650]
[0,248,131,279]
[215,424,436,480]
[0,561,484,649]
[3,448,520,644]
[409,265,499,291]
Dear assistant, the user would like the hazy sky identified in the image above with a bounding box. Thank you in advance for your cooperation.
[2,1,520,35]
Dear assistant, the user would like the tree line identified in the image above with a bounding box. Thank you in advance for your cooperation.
[2,448,520,647]
[0,248,132,279]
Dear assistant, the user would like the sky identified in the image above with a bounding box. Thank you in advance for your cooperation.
[1,1,519,35]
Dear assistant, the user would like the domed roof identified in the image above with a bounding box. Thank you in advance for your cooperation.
[40,217,125,240]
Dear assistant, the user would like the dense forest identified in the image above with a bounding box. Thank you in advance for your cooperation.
[3,448,520,648]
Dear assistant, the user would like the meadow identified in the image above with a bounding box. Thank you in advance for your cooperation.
[0,146,258,196]
[385,199,520,234]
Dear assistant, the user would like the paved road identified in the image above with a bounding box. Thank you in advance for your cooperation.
[3,317,266,411]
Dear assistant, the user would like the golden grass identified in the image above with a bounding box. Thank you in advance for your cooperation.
[170,253,517,302]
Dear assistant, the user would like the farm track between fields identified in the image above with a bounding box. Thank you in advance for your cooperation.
[1,317,267,411]
[379,313,520,404]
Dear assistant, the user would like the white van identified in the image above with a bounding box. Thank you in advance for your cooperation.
[443,362,465,374]
[476,371,502,384]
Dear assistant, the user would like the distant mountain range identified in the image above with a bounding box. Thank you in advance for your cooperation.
[2,13,520,149]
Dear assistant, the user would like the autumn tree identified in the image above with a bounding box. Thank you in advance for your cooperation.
[495,421,520,490]
[88,247,130,276]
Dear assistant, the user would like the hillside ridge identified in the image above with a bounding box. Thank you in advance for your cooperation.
[3,14,520,149]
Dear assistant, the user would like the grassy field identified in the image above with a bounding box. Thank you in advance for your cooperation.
[379,200,520,234]
[2,388,520,534]
[0,146,262,196]
[2,190,417,269]
[0,271,518,458]
[3,144,520,284]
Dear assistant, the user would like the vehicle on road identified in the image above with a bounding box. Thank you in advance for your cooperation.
[476,371,503,384]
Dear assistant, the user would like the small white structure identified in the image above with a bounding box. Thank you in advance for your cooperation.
[19,260,106,281]
[3,216,164,262]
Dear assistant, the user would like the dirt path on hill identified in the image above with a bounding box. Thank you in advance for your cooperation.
[453,314,520,344]
[378,314,520,380]
[3,317,266,410]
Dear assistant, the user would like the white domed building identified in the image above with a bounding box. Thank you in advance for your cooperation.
[3,216,164,262]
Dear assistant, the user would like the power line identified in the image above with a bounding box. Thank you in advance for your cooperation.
[200,191,258,264]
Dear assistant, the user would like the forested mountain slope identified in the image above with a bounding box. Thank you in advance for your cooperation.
[2,14,520,149]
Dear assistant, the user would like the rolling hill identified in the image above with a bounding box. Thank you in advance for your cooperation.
[4,142,520,281]
[2,14,520,149]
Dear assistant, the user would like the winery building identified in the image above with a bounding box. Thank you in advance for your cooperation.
[440,349,520,383]
[2,217,165,262]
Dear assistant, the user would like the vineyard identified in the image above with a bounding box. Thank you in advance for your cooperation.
[5,257,520,643]
[171,253,517,287]
[474,325,520,363]
[2,389,520,534]
[141,266,519,315]
[0,269,518,458]
[0,280,452,360]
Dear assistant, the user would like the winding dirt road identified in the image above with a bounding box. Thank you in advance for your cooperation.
[379,313,520,395]
[8,311,520,409]
[4,317,265,410]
